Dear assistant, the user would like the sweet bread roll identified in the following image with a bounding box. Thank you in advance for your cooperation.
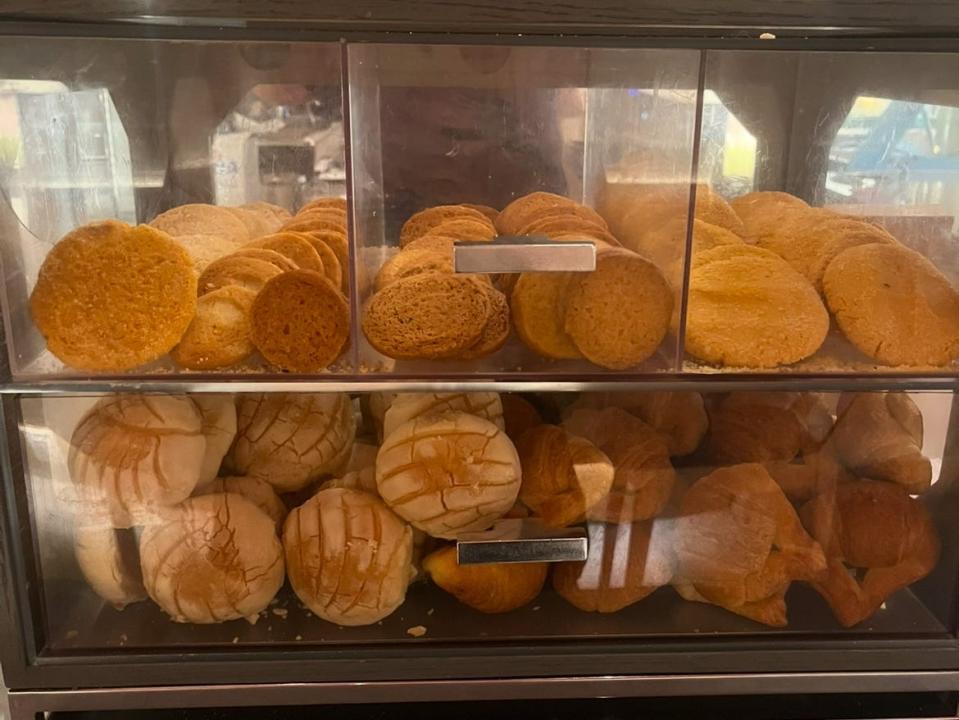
[685,245,829,367]
[823,242,959,366]
[228,393,356,492]
[195,476,287,533]
[400,205,495,246]
[74,526,146,609]
[283,488,413,625]
[501,394,543,442]
[510,272,582,360]
[193,395,237,485]
[729,191,809,244]
[553,520,672,612]
[423,545,546,613]
[140,493,283,624]
[150,204,249,244]
[831,392,932,495]
[376,411,521,539]
[69,395,206,527]
[562,407,676,523]
[516,425,614,527]
[496,192,583,235]
[382,392,504,439]
[674,463,826,626]
[801,480,940,627]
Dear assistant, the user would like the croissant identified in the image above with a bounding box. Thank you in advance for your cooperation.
[423,545,546,613]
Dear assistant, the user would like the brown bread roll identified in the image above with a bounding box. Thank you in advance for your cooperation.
[74,525,146,609]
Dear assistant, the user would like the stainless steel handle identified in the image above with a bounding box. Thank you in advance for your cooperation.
[453,235,597,273]
[456,518,588,565]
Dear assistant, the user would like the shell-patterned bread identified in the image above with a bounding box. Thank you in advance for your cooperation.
[74,525,146,609]
[283,487,413,626]
[193,395,237,485]
[139,493,284,624]
[382,392,504,439]
[195,476,287,534]
[228,393,356,493]
[376,411,522,539]
[68,395,206,528]
[423,545,547,613]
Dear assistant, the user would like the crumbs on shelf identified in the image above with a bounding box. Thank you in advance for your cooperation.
[272,608,289,619]
[65,630,79,640]
[407,625,427,638]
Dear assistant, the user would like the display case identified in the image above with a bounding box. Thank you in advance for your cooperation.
[3,3,959,719]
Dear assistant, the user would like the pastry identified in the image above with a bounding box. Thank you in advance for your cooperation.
[304,230,350,292]
[283,487,413,625]
[831,392,932,495]
[516,424,614,527]
[729,191,810,244]
[564,248,673,369]
[501,394,543,441]
[362,273,491,360]
[510,272,582,360]
[298,196,347,214]
[228,393,356,493]
[423,545,547,613]
[674,463,826,626]
[562,407,676,523]
[229,247,298,273]
[171,285,257,370]
[195,476,287,533]
[685,244,829,367]
[375,246,453,291]
[74,526,146,609]
[801,480,939,627]
[150,203,249,244]
[399,205,495,246]
[196,255,282,296]
[553,520,672,612]
[823,242,959,366]
[193,395,237,485]
[382,392,504,439]
[459,285,510,359]
[69,395,206,528]
[140,493,284,624]
[247,231,325,274]
[496,192,581,235]
[376,411,521,539]
[30,220,198,371]
[250,270,350,372]
[173,233,239,275]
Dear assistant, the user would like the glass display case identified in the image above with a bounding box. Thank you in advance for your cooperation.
[2,3,959,719]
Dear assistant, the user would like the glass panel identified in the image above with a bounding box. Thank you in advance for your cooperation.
[0,38,350,379]
[19,388,956,652]
[349,44,701,376]
[690,51,959,373]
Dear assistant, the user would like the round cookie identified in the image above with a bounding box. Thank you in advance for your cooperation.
[197,255,282,296]
[30,220,197,371]
[516,203,608,234]
[303,230,350,292]
[375,247,452,291]
[305,234,342,289]
[150,204,249,244]
[362,273,491,360]
[247,231,325,274]
[225,206,277,240]
[730,190,809,243]
[229,247,299,273]
[511,272,582,360]
[173,233,238,275]
[171,285,257,370]
[250,270,350,372]
[281,209,347,235]
[823,243,959,366]
[685,244,829,367]
[241,200,291,226]
[426,218,497,244]
[298,196,347,214]
[399,205,494,247]
[496,192,580,235]
[519,216,618,245]
[563,248,674,369]
[459,285,511,360]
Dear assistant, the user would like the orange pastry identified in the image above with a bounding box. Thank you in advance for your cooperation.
[424,545,546,613]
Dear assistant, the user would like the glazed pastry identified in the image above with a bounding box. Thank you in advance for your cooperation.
[801,480,940,627]
[193,395,237,485]
[382,392,504,439]
[283,488,413,625]
[194,476,287,534]
[140,493,284,624]
[674,463,826,626]
[423,545,546,613]
[831,392,932,495]
[376,411,521,539]
[74,525,146,609]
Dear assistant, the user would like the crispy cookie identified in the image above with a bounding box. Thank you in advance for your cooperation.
[375,247,452,291]
[730,191,809,243]
[496,192,580,235]
[197,255,282,296]
[171,285,257,369]
[247,232,324,274]
[510,272,582,360]
[399,205,494,247]
[424,218,496,244]
[303,230,350,292]
[459,285,511,359]
[173,233,238,275]
[516,203,608,234]
[226,206,278,240]
[230,247,299,273]
[281,209,347,235]
[298,196,347,214]
[150,204,249,244]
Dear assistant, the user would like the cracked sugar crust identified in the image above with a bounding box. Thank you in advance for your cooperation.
[376,411,521,539]
[139,492,284,624]
[383,392,504,439]
[823,242,959,367]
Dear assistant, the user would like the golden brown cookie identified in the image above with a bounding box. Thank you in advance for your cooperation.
[247,231,325,274]
[520,216,619,246]
[516,203,609,233]
[402,234,456,254]
[363,273,491,359]
[375,247,452,291]
[496,192,580,235]
[399,205,494,246]
[564,248,673,369]
[229,247,299,273]
[241,201,291,225]
[196,255,282,296]
[730,191,809,243]
[171,285,257,370]
[303,230,350,292]
[30,220,197,371]
[461,203,500,223]
[225,206,277,240]
[458,285,511,359]
[280,209,347,235]
[150,203,250,243]
[250,270,350,372]
[173,234,238,275]
[685,244,829,367]
[426,218,497,244]
[298,196,347,214]
[628,218,743,284]
[510,272,582,360]
[823,242,959,366]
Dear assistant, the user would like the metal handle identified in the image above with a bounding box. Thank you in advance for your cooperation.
[456,518,588,565]
[453,235,597,273]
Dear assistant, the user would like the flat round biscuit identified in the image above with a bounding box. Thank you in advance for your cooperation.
[823,243,959,366]
[564,248,673,369]
[241,201,291,225]
[197,255,282,296]
[461,203,499,222]
[30,220,197,371]
[150,204,249,244]
[281,209,347,235]
[173,233,237,275]
[639,218,744,286]
[362,273,491,360]
[496,192,580,235]
[420,218,496,244]
[247,232,324,274]
[375,247,452,291]
[303,230,349,291]
[686,244,829,367]
[250,270,350,372]
[304,234,342,289]
[730,191,808,243]
[399,205,494,247]
[520,216,620,246]
[459,285,511,360]
[298,196,347,214]
[516,203,608,233]
[511,272,582,360]
[230,247,298,272]
[172,285,257,369]
[402,234,456,254]
[225,206,276,240]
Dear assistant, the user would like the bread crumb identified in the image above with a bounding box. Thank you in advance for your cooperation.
[759,32,776,40]
[231,637,239,644]
[295,635,303,641]
[65,630,79,640]
[407,625,427,638]
[119,634,128,644]
[532,606,541,611]
[427,608,435,616]
[272,608,288,619]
